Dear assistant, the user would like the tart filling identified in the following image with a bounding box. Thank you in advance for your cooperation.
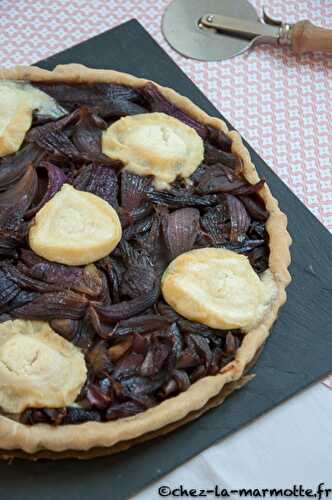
[162,249,277,331]
[102,112,204,190]
[29,184,122,266]
[0,320,86,413]
[0,76,286,431]
[0,80,66,157]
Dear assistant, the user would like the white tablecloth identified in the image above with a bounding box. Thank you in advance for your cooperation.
[137,383,332,498]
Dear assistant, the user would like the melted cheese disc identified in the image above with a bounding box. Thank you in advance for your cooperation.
[29,184,122,266]
[161,248,277,331]
[0,80,66,157]
[102,112,204,190]
[0,320,87,413]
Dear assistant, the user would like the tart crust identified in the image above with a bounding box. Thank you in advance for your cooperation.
[0,64,292,456]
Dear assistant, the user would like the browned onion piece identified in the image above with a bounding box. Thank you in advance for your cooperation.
[140,339,171,377]
[0,265,20,306]
[147,189,218,208]
[200,205,228,245]
[18,249,103,297]
[248,246,269,274]
[206,125,232,152]
[73,163,119,208]
[140,82,208,138]
[226,194,251,243]
[71,107,107,161]
[121,171,152,209]
[0,144,43,191]
[112,314,172,339]
[156,301,181,322]
[197,171,246,195]
[24,161,66,218]
[50,318,94,349]
[113,352,144,379]
[162,208,200,259]
[21,407,101,425]
[86,342,113,377]
[118,204,153,228]
[204,142,237,168]
[0,225,28,258]
[120,251,157,299]
[231,179,265,196]
[0,165,37,223]
[106,401,144,421]
[96,257,123,304]
[108,337,132,361]
[26,109,81,159]
[173,369,191,391]
[1,261,65,294]
[189,334,213,368]
[123,215,154,241]
[94,284,160,324]
[35,82,147,118]
[12,291,88,320]
[239,194,268,221]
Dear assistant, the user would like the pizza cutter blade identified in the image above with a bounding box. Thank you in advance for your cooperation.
[162,0,266,61]
[162,0,332,61]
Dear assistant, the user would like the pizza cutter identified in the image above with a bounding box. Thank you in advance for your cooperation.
[162,0,332,61]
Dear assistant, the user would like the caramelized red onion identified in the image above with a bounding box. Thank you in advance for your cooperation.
[226,194,251,243]
[21,407,101,426]
[140,82,208,138]
[24,161,66,218]
[26,109,81,159]
[162,208,200,259]
[18,249,103,297]
[204,142,237,168]
[12,291,89,320]
[147,189,218,208]
[239,194,268,221]
[71,107,107,161]
[73,163,119,208]
[206,125,232,152]
[50,318,94,349]
[0,144,43,191]
[94,284,160,323]
[200,205,227,245]
[0,165,37,221]
[35,81,147,118]
[121,171,152,209]
[118,204,153,227]
[0,228,26,258]
[111,314,172,339]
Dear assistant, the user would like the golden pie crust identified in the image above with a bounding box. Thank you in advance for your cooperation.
[0,64,291,457]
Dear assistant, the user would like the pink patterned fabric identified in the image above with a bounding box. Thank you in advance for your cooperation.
[0,0,331,230]
[0,1,331,384]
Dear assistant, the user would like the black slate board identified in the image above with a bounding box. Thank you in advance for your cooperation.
[1,19,331,500]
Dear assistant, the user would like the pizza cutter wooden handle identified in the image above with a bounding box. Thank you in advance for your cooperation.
[292,20,332,54]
